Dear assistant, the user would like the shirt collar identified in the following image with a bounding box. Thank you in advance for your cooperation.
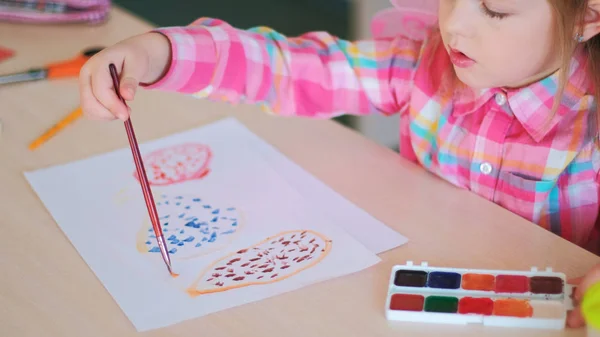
[451,46,592,143]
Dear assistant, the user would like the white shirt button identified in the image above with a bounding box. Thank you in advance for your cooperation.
[480,162,493,175]
[495,92,507,106]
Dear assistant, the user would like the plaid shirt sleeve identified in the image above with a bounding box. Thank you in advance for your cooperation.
[144,17,423,117]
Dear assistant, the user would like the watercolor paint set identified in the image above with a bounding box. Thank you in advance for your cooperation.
[385,261,574,329]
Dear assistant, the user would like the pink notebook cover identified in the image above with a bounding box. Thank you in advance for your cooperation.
[0,0,110,24]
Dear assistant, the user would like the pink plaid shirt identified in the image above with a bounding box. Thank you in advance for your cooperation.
[146,18,600,254]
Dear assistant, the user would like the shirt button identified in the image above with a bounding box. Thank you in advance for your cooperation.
[480,162,493,175]
[495,92,507,106]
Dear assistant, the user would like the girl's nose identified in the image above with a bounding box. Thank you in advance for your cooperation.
[443,0,477,40]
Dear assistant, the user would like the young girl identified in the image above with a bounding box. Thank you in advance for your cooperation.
[79,0,600,328]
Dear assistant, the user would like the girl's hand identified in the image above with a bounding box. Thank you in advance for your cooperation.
[567,263,600,328]
[78,32,171,121]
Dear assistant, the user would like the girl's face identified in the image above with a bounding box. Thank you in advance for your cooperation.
[438,0,560,89]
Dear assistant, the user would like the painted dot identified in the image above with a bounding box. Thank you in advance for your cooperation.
[185,221,200,229]
[145,241,151,245]
[193,198,201,202]
[169,248,177,254]
[211,217,218,222]
[149,247,160,253]
[212,209,220,214]
[232,222,238,227]
[195,243,202,247]
[183,236,195,242]
[168,235,176,240]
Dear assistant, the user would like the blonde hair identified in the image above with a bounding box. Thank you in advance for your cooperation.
[549,0,600,118]
[425,0,600,125]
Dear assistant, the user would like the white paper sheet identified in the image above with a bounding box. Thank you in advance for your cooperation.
[23,118,403,331]
[220,118,408,253]
[124,117,408,254]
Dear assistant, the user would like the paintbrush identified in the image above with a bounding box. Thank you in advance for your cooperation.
[108,63,173,275]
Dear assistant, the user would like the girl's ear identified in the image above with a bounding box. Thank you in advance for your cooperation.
[581,0,600,41]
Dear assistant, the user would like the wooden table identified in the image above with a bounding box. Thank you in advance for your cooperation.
[1,6,598,337]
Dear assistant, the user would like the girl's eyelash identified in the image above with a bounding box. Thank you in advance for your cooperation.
[479,1,509,19]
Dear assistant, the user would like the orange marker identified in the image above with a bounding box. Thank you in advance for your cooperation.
[29,107,83,150]
[0,47,103,85]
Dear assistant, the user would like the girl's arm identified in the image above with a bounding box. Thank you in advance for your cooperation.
[144,17,424,118]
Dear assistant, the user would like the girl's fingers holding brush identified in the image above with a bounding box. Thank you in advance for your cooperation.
[79,53,124,120]
[91,64,130,121]
[79,70,118,121]
[78,32,171,121]
[79,38,149,121]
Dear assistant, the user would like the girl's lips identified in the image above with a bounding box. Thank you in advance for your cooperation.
[448,48,475,68]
